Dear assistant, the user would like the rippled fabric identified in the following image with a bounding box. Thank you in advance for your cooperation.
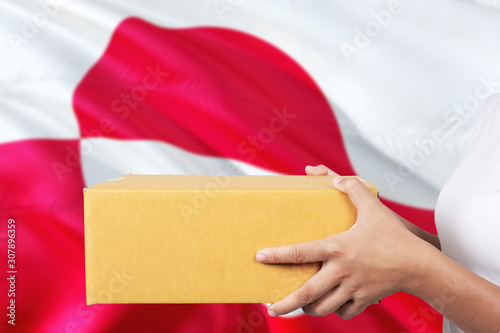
[0,16,441,333]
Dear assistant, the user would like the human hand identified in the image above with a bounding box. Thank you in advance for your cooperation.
[304,164,339,177]
[256,176,431,319]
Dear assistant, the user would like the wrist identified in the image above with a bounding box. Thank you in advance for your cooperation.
[401,239,444,298]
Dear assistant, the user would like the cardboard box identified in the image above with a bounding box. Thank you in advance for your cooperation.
[84,174,377,304]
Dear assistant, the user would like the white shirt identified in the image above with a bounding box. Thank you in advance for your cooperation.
[435,93,500,333]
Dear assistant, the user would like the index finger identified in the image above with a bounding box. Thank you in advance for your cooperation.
[267,266,342,316]
[256,238,329,264]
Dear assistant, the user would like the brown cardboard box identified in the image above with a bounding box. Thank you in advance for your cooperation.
[84,174,377,304]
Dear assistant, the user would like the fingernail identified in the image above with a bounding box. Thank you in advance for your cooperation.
[256,252,266,262]
[268,308,277,317]
[334,176,344,184]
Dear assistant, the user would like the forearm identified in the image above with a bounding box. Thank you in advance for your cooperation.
[393,212,441,250]
[407,244,500,333]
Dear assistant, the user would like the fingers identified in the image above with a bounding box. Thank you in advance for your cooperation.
[302,284,351,317]
[256,238,329,264]
[333,177,379,211]
[267,269,342,316]
[335,299,369,320]
[305,164,338,176]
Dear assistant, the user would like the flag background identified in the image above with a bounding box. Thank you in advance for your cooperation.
[1,0,500,332]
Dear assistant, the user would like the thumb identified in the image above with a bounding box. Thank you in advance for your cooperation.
[305,164,338,176]
[333,177,379,211]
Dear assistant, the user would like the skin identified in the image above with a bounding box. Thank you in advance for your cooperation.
[256,164,500,333]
